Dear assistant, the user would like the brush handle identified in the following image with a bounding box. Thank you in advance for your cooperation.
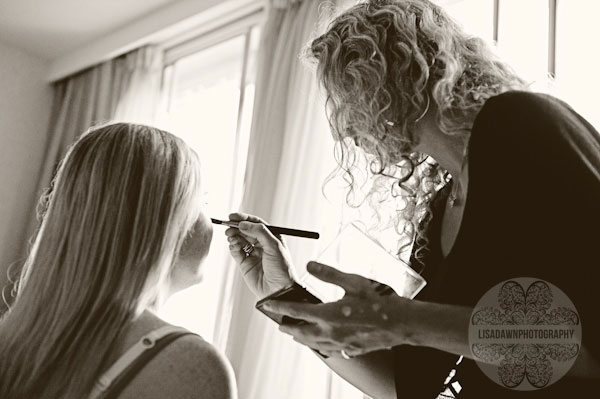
[211,219,319,239]
[266,225,319,240]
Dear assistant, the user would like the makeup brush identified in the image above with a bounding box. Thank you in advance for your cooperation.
[211,218,319,239]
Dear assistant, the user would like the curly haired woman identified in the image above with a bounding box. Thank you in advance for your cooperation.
[225,1,600,398]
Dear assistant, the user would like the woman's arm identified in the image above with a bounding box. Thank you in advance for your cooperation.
[317,350,397,399]
[401,300,470,359]
[407,300,600,380]
[267,264,600,382]
[224,212,598,397]
[224,216,398,398]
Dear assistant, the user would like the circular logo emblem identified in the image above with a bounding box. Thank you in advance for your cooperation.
[468,277,581,390]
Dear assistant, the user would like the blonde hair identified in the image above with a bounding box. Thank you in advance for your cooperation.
[0,123,204,398]
[308,0,526,264]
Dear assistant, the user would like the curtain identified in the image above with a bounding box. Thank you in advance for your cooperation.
[220,1,365,398]
[14,46,163,277]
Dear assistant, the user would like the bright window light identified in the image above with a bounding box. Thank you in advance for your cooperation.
[497,0,549,86]
[554,0,600,130]
[445,0,494,43]
[157,27,260,343]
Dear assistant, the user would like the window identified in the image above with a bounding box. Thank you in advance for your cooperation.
[443,0,599,130]
[554,0,600,129]
[497,0,549,84]
[156,20,260,344]
[445,0,494,43]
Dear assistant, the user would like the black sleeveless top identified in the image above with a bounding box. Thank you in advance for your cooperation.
[392,91,600,398]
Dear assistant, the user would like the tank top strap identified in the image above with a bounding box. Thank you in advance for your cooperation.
[89,325,197,399]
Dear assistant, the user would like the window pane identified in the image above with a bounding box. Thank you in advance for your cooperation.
[445,0,494,43]
[158,30,259,342]
[497,0,549,85]
[230,26,260,209]
[169,37,245,200]
[554,0,600,130]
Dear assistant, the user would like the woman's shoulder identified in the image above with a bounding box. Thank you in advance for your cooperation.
[154,334,237,398]
[470,90,600,157]
[474,90,576,131]
[116,318,236,399]
[481,90,566,111]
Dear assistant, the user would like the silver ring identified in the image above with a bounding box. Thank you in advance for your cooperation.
[242,243,255,256]
[340,349,352,360]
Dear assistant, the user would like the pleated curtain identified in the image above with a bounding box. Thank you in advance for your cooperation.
[217,1,366,397]
[10,46,163,295]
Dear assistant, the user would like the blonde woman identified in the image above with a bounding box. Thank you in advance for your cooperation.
[0,123,236,399]
[226,0,600,398]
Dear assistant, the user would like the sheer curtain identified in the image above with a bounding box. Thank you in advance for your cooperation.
[220,0,366,398]
[14,46,163,283]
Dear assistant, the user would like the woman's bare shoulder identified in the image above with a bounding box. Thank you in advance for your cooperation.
[165,334,237,398]
[117,332,237,399]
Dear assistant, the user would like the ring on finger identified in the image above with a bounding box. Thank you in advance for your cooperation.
[242,243,255,256]
[340,349,352,360]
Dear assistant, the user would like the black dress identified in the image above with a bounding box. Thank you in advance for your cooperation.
[392,91,600,398]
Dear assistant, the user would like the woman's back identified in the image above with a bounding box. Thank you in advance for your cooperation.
[97,311,236,399]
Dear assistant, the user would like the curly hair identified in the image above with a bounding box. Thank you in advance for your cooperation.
[308,0,526,268]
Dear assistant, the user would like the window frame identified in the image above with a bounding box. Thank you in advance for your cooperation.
[155,7,265,343]
[163,8,265,66]
[160,7,264,206]
[452,0,558,79]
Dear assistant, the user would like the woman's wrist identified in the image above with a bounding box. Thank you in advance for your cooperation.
[392,298,472,356]
[387,295,424,347]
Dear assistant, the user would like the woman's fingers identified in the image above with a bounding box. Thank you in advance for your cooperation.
[225,227,256,243]
[237,221,281,252]
[306,261,368,295]
[227,231,261,263]
[279,324,366,359]
[262,300,325,323]
[312,343,361,358]
[312,343,367,358]
[227,213,287,247]
[371,281,396,296]
[315,349,344,359]
[279,325,343,356]
[229,212,269,225]
[225,228,260,253]
[279,323,322,342]
[225,215,277,248]
[227,234,255,247]
[226,213,269,243]
[224,227,238,237]
[227,237,248,264]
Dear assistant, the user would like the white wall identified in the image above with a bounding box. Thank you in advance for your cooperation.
[0,40,52,298]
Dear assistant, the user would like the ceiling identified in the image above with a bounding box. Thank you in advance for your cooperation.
[0,0,180,60]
